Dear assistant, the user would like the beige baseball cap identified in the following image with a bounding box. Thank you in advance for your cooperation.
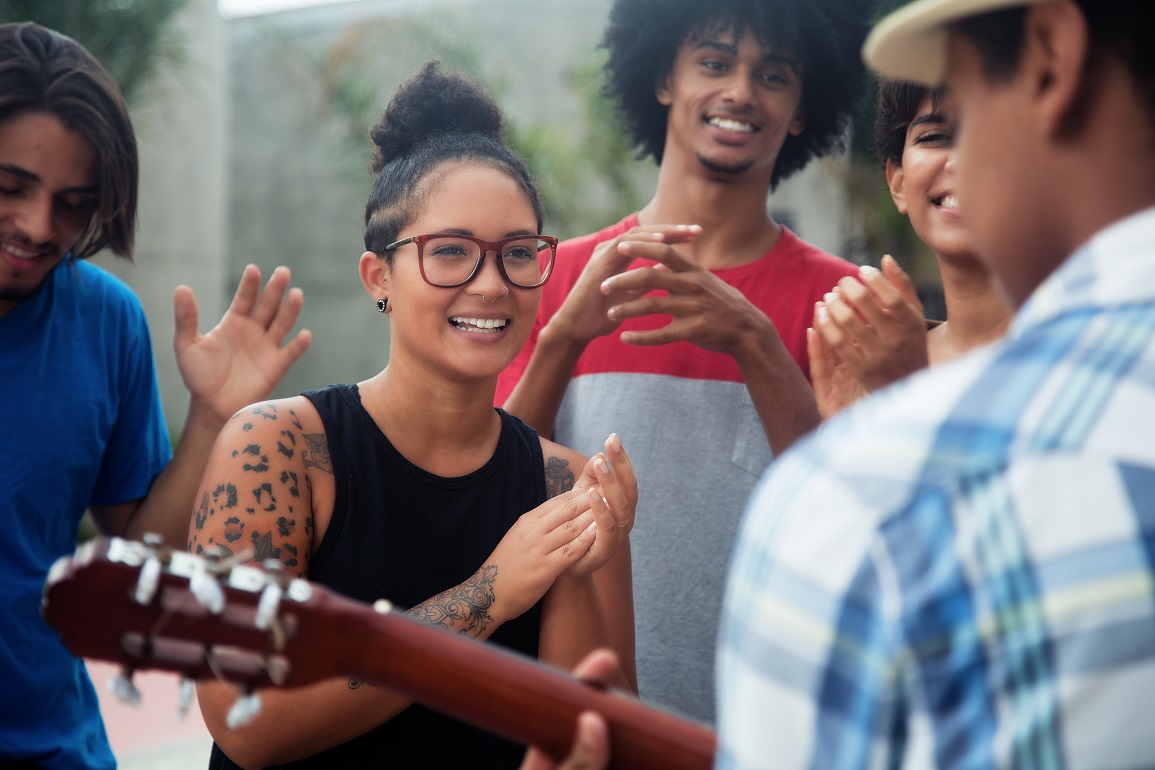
[863,0,1060,86]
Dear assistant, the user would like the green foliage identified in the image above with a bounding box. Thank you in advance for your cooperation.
[276,13,649,240]
[0,0,189,105]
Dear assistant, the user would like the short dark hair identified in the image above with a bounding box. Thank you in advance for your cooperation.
[873,78,944,168]
[952,0,1155,122]
[0,22,137,260]
[600,0,875,190]
[363,61,544,262]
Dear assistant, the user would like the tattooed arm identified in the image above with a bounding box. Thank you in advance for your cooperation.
[191,398,624,767]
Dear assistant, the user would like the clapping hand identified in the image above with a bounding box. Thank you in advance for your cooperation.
[566,433,636,578]
[809,255,928,418]
[600,227,773,358]
[546,225,701,347]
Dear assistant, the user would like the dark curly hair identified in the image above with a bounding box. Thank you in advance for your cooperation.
[363,61,543,262]
[600,0,875,190]
[872,78,944,169]
[0,22,137,260]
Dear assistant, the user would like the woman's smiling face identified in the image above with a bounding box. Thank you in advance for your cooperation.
[369,161,544,383]
[885,92,976,266]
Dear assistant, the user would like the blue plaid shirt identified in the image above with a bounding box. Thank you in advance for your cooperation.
[717,207,1155,770]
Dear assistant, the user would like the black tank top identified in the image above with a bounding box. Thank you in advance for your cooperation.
[209,383,547,769]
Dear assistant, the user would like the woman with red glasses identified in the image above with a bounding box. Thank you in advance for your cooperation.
[189,61,637,770]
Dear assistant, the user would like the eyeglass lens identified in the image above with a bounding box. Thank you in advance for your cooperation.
[421,236,552,287]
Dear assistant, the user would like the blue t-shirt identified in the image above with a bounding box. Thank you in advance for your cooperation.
[0,259,171,768]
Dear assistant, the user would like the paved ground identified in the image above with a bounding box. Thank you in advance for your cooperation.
[87,660,213,770]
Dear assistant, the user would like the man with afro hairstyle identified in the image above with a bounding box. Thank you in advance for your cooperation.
[496,0,876,725]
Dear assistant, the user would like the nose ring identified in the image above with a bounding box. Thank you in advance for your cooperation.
[481,286,509,304]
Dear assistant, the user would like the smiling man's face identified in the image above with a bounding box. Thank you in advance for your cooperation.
[657,24,805,183]
[0,111,96,316]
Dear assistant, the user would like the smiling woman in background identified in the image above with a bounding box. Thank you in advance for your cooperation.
[189,61,637,770]
[809,77,1013,416]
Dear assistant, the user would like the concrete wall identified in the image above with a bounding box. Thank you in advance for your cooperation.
[225,0,856,402]
[94,0,228,432]
[103,0,856,434]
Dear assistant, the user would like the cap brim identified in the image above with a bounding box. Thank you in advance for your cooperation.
[863,0,1049,86]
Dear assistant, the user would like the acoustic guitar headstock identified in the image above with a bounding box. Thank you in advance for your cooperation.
[41,537,351,723]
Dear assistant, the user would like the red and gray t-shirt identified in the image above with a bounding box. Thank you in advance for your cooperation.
[497,214,857,724]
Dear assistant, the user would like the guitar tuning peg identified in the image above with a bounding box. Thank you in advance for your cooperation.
[226,690,262,729]
[133,554,162,605]
[190,561,225,614]
[255,582,283,630]
[107,668,142,706]
[177,677,195,719]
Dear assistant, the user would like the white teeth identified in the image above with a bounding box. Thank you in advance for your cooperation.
[939,195,959,209]
[3,242,39,259]
[708,117,754,134]
[450,317,508,333]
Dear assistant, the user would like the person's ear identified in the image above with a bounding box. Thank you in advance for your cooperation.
[1022,0,1090,139]
[656,70,673,107]
[788,105,805,136]
[359,250,390,300]
[885,157,909,215]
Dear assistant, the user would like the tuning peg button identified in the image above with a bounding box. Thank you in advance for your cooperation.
[190,562,225,614]
[177,678,195,719]
[226,691,262,729]
[255,583,282,630]
[133,555,162,605]
[108,668,142,706]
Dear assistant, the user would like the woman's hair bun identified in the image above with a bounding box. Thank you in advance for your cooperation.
[369,60,504,173]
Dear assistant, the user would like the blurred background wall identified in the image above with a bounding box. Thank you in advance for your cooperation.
[3,0,933,438]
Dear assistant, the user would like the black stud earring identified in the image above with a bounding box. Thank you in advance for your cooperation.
[376,298,389,313]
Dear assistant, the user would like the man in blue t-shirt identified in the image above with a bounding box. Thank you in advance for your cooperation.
[0,22,312,768]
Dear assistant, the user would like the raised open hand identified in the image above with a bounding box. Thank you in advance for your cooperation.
[173,264,312,425]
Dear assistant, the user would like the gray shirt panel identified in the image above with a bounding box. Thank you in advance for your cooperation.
[556,372,773,724]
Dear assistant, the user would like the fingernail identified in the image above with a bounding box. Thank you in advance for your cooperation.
[817,306,829,321]
[595,456,608,473]
[860,265,879,277]
[585,521,597,535]
[589,487,600,503]
[824,292,838,304]
[609,433,622,452]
